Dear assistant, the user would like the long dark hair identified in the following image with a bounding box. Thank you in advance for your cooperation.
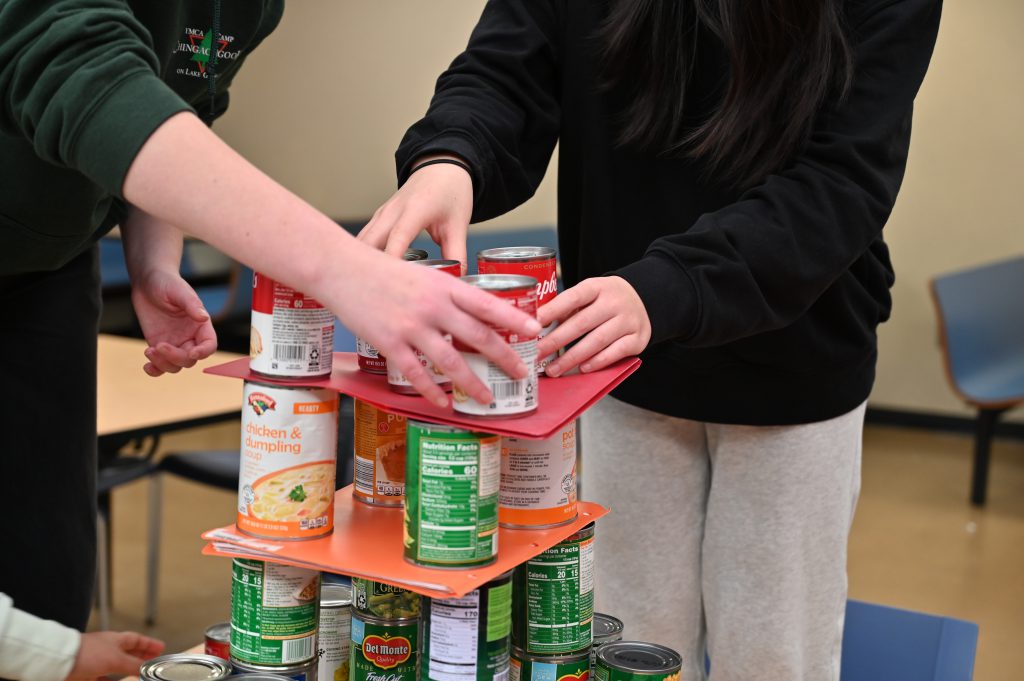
[600,0,853,188]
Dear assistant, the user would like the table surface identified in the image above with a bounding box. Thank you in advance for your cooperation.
[98,334,245,439]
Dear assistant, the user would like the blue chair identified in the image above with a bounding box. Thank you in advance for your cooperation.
[841,600,979,681]
[930,255,1024,505]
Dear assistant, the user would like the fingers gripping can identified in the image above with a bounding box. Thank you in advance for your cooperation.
[477,247,558,375]
[351,614,419,681]
[499,421,578,529]
[512,523,595,655]
[510,648,590,681]
[593,642,683,681]
[238,382,338,540]
[357,249,430,374]
[353,400,407,507]
[250,273,335,379]
[318,583,353,681]
[405,420,501,568]
[230,559,320,666]
[453,275,539,417]
[423,571,513,681]
[387,259,462,395]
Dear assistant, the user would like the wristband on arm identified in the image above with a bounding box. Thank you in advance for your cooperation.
[409,158,472,176]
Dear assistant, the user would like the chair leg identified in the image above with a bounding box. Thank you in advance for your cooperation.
[95,511,111,631]
[145,474,163,626]
[970,408,1004,506]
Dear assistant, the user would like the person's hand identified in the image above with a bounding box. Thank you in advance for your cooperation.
[130,269,217,377]
[66,631,165,681]
[536,276,651,377]
[328,250,541,407]
[358,156,473,270]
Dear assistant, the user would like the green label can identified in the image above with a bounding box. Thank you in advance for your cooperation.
[405,420,501,568]
[423,571,512,681]
[593,642,682,681]
[230,558,320,665]
[510,647,590,681]
[512,523,594,655]
[351,613,419,681]
[351,577,422,620]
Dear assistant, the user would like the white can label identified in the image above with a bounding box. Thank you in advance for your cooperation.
[318,604,352,681]
[452,340,539,416]
[500,422,577,527]
[386,336,453,393]
[250,273,334,377]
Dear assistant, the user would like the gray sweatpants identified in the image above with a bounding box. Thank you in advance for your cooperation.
[582,397,865,681]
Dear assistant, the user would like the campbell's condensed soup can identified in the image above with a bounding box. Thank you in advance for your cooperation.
[453,274,539,418]
[353,399,407,507]
[386,259,461,395]
[238,381,338,540]
[478,247,558,374]
[500,421,578,529]
[250,273,334,379]
[357,249,429,374]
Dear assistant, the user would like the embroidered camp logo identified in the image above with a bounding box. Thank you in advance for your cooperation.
[175,27,242,79]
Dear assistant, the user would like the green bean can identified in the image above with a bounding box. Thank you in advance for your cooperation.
[510,647,590,681]
[230,558,320,665]
[351,577,423,620]
[405,420,501,568]
[422,571,512,681]
[593,642,682,681]
[512,523,594,655]
[351,613,419,681]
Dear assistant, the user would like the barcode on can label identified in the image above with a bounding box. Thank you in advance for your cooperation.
[273,344,307,361]
[355,456,375,496]
[283,635,315,663]
[492,382,522,399]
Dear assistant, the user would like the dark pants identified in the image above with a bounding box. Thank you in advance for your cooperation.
[0,246,100,633]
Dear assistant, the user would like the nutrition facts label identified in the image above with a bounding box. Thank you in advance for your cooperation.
[519,534,594,654]
[230,559,319,665]
[430,591,480,680]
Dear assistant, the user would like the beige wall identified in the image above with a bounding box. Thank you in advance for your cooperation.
[216,0,1023,420]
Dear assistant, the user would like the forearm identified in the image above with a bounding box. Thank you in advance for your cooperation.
[0,594,80,681]
[121,207,184,285]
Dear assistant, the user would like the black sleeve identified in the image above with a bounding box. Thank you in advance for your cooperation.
[615,0,943,346]
[395,0,562,223]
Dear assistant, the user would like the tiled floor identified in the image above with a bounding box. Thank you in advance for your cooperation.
[91,419,1024,680]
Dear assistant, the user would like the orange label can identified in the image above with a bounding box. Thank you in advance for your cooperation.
[353,399,407,506]
[237,381,338,540]
[499,421,578,529]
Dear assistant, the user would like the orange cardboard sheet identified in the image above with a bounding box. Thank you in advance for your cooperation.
[203,487,608,599]
[204,353,640,439]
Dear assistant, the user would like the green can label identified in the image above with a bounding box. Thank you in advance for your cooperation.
[423,575,512,681]
[512,526,594,654]
[230,559,320,665]
[510,650,590,681]
[351,615,419,681]
[405,422,501,567]
[352,578,422,619]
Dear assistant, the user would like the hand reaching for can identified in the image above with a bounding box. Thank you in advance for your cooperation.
[66,631,165,680]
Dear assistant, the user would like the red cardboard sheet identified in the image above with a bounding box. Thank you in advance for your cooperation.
[204,352,639,439]
[202,487,608,599]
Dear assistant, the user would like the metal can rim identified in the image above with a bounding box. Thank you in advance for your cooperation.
[511,646,590,664]
[352,611,424,627]
[415,258,461,268]
[320,583,353,607]
[460,273,537,292]
[403,248,430,261]
[140,654,232,681]
[204,621,231,642]
[592,612,625,641]
[478,246,556,262]
[595,641,683,673]
[229,657,317,673]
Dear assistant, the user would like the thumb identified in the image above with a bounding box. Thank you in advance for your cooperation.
[165,279,210,322]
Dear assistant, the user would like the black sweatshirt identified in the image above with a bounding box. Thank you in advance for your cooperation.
[396,0,942,425]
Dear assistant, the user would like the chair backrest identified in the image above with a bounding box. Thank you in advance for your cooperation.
[840,600,978,681]
[929,255,1024,407]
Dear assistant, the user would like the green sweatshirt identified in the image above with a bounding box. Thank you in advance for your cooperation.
[0,0,285,275]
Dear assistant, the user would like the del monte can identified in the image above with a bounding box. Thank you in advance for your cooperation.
[351,613,418,681]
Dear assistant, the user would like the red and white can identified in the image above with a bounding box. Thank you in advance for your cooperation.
[357,249,430,374]
[453,274,539,417]
[250,273,334,379]
[387,259,462,394]
[477,247,558,374]
[203,622,231,661]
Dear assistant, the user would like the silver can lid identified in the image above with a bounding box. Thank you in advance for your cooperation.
[478,246,556,262]
[415,258,461,269]
[461,273,537,292]
[593,613,625,642]
[321,582,353,607]
[228,676,296,680]
[204,621,230,642]
[140,654,232,681]
[596,641,683,674]
[403,248,430,261]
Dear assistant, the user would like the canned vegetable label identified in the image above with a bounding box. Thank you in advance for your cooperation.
[512,524,594,655]
[405,421,500,567]
[453,275,538,417]
[593,642,682,681]
[250,272,334,379]
[238,382,338,540]
[351,615,419,681]
[230,559,319,665]
[423,572,512,681]
[351,578,422,619]
[477,247,558,374]
[319,584,353,681]
[510,649,590,681]
[353,400,407,506]
[499,422,578,528]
